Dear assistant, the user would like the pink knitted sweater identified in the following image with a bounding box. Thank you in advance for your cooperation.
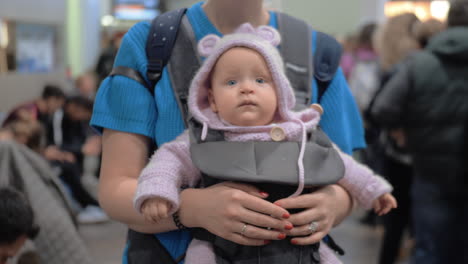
[133,109,391,214]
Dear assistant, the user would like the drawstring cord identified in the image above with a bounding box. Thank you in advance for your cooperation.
[289,120,307,197]
[201,122,208,141]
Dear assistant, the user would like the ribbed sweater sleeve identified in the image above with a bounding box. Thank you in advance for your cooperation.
[91,22,159,139]
[335,145,393,209]
[318,68,366,154]
[133,131,201,214]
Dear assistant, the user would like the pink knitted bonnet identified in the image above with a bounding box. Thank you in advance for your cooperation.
[188,23,299,131]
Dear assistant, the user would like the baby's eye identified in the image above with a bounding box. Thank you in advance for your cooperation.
[227,80,237,86]
[256,78,266,84]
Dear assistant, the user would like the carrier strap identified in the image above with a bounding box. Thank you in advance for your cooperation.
[146,8,188,90]
[167,16,201,127]
[109,66,150,93]
[277,12,313,108]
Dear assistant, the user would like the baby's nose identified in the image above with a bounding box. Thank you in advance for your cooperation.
[240,82,254,93]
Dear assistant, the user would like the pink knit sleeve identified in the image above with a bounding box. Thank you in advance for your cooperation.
[133,131,201,214]
[335,145,393,209]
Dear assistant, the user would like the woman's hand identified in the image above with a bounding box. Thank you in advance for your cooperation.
[179,182,293,246]
[274,184,353,245]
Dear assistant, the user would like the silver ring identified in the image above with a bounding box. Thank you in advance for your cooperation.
[308,221,318,233]
[240,223,248,236]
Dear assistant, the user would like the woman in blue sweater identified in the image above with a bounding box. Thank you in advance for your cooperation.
[91,0,365,263]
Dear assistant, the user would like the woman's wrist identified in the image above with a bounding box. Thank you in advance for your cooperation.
[331,184,353,227]
[178,188,201,228]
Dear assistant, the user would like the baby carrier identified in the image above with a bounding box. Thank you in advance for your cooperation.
[188,115,345,263]
[110,7,344,264]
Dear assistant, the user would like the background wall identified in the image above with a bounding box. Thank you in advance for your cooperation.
[166,0,386,36]
[0,0,102,113]
[0,0,69,113]
[0,0,387,113]
[283,0,386,35]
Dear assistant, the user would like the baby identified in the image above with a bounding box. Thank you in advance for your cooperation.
[134,24,396,264]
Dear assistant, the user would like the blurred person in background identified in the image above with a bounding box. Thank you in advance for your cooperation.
[346,22,382,228]
[0,140,94,264]
[0,120,44,153]
[339,33,358,80]
[1,85,65,129]
[368,13,421,264]
[348,22,379,117]
[73,70,98,99]
[371,1,468,262]
[0,187,40,264]
[45,96,106,224]
[95,32,125,86]
[412,19,445,50]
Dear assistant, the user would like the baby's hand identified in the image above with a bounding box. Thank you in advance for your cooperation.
[372,193,397,216]
[141,197,172,223]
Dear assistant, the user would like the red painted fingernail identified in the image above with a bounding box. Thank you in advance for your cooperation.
[282,213,290,219]
[264,240,271,245]
[278,233,286,239]
[260,192,269,197]
[291,239,298,245]
[285,224,293,230]
[274,201,282,206]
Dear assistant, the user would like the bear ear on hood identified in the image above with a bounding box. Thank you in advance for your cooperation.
[198,34,221,57]
[256,25,281,47]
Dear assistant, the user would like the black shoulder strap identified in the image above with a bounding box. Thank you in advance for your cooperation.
[277,12,342,104]
[167,16,201,127]
[277,12,313,108]
[146,8,188,91]
[314,31,343,100]
[109,8,187,96]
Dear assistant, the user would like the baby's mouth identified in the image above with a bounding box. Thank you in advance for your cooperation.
[238,100,257,107]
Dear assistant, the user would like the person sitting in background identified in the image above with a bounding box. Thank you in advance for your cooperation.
[44,96,106,224]
[0,187,40,264]
[1,85,65,128]
[0,120,44,153]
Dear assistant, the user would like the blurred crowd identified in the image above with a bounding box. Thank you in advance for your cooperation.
[340,2,468,264]
[1,1,468,263]
[0,31,125,264]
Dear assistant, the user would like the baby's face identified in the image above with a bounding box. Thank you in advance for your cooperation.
[208,47,278,126]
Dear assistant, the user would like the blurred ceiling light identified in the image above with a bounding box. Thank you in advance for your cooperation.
[431,1,450,20]
[101,15,115,27]
[385,1,449,21]
[415,6,430,20]
[0,20,8,49]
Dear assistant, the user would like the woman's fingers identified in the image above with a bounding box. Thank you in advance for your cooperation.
[238,194,290,220]
[220,181,269,199]
[236,207,291,232]
[232,222,286,243]
[286,219,323,237]
[274,194,319,209]
[180,187,291,244]
[290,230,327,245]
[227,232,272,246]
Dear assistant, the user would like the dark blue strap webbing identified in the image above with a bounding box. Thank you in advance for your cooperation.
[146,8,187,92]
